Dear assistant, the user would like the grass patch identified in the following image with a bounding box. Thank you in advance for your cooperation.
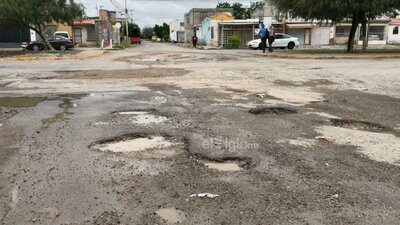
[112,41,132,50]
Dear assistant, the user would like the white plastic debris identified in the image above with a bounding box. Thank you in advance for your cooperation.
[256,93,266,98]
[190,193,220,198]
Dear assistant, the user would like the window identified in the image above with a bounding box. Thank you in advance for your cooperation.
[180,22,184,27]
[335,26,350,37]
[394,26,399,35]
[87,27,95,41]
[368,26,385,40]
[211,27,214,39]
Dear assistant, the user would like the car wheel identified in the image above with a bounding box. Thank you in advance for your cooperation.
[60,45,67,51]
[32,44,41,51]
[288,42,295,50]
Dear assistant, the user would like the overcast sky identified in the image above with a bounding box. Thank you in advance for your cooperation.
[77,0,253,27]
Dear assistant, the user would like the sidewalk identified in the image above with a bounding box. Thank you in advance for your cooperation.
[0,48,107,61]
[255,52,400,59]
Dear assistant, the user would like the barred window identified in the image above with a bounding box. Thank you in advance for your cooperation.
[87,27,95,41]
[335,26,350,37]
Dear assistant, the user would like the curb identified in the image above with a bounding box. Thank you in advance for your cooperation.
[256,53,400,59]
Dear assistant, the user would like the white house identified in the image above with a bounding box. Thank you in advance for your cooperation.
[388,18,400,44]
[169,20,185,43]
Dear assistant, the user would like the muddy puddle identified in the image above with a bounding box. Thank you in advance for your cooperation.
[55,68,189,79]
[0,97,45,107]
[115,111,149,115]
[42,112,74,128]
[90,135,178,153]
[249,107,298,115]
[204,161,243,172]
[156,207,186,223]
[330,119,387,132]
[41,97,79,128]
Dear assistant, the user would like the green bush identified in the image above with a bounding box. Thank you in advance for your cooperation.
[227,34,241,48]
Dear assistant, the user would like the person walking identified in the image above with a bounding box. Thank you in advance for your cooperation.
[268,25,276,52]
[192,34,198,49]
[258,24,269,53]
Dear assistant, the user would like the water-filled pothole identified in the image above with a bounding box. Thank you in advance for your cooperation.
[198,157,250,172]
[249,107,298,115]
[90,134,180,154]
[0,97,46,107]
[330,119,387,132]
[114,109,155,115]
[204,161,243,171]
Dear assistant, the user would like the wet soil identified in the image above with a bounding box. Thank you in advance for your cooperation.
[50,68,190,80]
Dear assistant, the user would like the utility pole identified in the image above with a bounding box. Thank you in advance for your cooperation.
[125,0,129,42]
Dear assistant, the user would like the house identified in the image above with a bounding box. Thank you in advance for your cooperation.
[73,18,97,46]
[72,9,125,46]
[201,12,235,45]
[46,22,73,39]
[184,8,234,43]
[387,18,400,44]
[169,20,185,43]
[334,19,390,45]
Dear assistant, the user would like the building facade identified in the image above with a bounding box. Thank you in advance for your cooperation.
[169,20,185,43]
[184,8,234,43]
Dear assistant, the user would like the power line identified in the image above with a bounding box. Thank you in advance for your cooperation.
[109,0,124,10]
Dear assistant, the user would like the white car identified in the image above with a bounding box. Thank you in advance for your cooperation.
[248,33,300,50]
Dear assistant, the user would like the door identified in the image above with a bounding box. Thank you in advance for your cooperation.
[73,28,82,44]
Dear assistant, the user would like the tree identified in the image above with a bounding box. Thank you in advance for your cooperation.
[142,27,154,40]
[0,0,85,50]
[216,1,265,19]
[121,23,140,37]
[153,22,169,41]
[271,0,400,52]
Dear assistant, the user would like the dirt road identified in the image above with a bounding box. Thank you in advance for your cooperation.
[0,42,399,225]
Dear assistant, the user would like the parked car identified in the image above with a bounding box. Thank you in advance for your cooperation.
[247,33,300,50]
[22,36,74,51]
[54,31,73,42]
[130,37,141,44]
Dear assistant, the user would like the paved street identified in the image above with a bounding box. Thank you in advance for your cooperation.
[0,42,400,224]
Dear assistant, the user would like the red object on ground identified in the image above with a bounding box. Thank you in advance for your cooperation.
[130,37,141,44]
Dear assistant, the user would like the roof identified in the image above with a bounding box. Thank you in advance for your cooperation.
[74,19,95,25]
[219,19,259,25]
[390,19,400,25]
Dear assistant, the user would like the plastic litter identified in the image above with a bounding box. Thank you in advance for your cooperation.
[190,193,220,198]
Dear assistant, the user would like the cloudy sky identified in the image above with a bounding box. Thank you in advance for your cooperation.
[77,0,253,27]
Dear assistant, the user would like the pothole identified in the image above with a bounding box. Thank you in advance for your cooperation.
[90,134,180,153]
[204,161,243,171]
[0,97,46,107]
[156,208,186,224]
[197,157,250,172]
[330,119,387,132]
[249,107,298,115]
[115,111,150,115]
[130,114,168,125]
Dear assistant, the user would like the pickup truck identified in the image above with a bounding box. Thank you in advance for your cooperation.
[130,37,141,44]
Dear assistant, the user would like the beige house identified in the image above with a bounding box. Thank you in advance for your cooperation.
[72,18,97,46]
